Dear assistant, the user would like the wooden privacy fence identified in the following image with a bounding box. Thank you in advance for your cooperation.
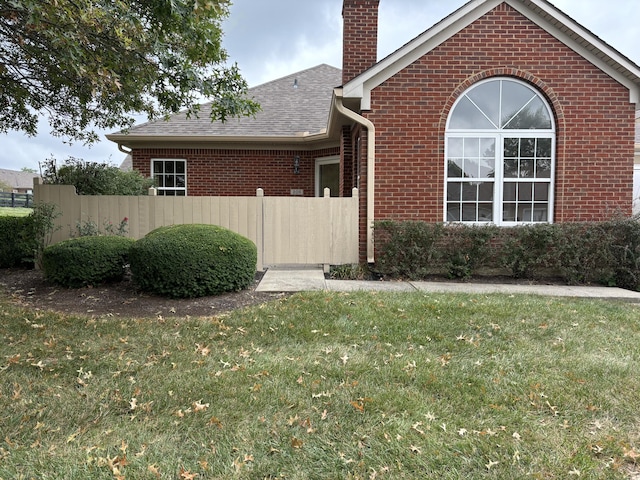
[34,180,359,270]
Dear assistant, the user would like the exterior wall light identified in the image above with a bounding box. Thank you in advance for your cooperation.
[294,156,300,174]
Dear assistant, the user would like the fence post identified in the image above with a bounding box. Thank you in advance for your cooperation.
[256,188,264,271]
[324,187,330,198]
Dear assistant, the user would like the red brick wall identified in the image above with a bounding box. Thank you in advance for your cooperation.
[132,147,339,197]
[365,3,635,223]
[342,0,379,84]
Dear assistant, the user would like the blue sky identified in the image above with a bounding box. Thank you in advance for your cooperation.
[1,0,638,172]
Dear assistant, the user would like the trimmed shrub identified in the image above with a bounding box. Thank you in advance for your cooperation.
[374,220,444,279]
[0,216,33,268]
[42,236,135,288]
[438,224,499,279]
[129,224,257,298]
[373,219,640,290]
[500,224,557,279]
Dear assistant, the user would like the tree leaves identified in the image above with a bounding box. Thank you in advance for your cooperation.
[0,0,259,142]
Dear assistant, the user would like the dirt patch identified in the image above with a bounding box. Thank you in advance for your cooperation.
[0,268,288,319]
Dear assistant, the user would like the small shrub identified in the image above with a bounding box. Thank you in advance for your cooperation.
[0,216,32,268]
[437,224,499,279]
[129,224,257,298]
[329,264,370,280]
[374,220,444,279]
[553,223,617,286]
[604,216,640,291]
[500,224,557,279]
[42,236,135,288]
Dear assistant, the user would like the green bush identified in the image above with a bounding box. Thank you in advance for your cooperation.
[438,224,499,279]
[500,224,557,279]
[0,216,33,268]
[129,224,257,298]
[373,219,640,290]
[42,236,135,288]
[374,220,444,279]
[41,156,154,195]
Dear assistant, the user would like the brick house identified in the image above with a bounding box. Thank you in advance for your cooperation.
[107,0,640,263]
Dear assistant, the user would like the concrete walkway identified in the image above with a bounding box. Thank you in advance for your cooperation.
[256,266,640,302]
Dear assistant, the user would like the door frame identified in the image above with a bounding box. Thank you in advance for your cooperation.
[315,156,340,197]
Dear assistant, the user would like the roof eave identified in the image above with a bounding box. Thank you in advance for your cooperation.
[106,131,338,150]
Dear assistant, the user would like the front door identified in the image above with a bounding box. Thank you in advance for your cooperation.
[316,156,340,197]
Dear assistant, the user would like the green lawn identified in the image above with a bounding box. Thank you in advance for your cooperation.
[1,291,639,479]
[0,206,32,217]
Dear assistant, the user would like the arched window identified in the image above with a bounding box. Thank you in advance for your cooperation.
[445,78,555,224]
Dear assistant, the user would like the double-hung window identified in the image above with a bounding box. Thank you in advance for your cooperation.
[445,78,555,225]
[152,159,187,196]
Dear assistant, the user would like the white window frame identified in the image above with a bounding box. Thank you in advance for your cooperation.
[445,78,556,226]
[151,159,187,196]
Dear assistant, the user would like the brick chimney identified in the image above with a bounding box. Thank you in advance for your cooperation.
[342,0,380,85]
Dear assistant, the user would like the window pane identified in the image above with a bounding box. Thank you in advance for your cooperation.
[165,176,174,187]
[478,182,494,202]
[478,203,493,221]
[176,162,185,174]
[536,159,552,178]
[176,175,186,188]
[462,203,477,221]
[505,97,552,129]
[450,96,496,129]
[533,204,548,221]
[447,204,461,221]
[504,138,519,158]
[504,183,516,201]
[501,80,536,128]
[165,162,174,174]
[157,176,164,187]
[463,158,481,178]
[503,204,517,222]
[504,159,518,178]
[448,159,463,178]
[461,183,478,201]
[520,159,534,178]
[153,161,163,174]
[520,138,535,158]
[481,138,496,158]
[518,183,533,201]
[537,138,552,157]
[467,81,501,128]
[464,138,479,157]
[447,182,462,201]
[534,183,549,201]
[448,137,464,157]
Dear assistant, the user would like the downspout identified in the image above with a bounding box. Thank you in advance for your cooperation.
[333,88,376,263]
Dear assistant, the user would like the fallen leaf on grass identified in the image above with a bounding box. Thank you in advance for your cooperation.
[179,467,199,479]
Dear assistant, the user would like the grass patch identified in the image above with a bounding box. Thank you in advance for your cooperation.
[1,292,639,479]
[0,206,32,217]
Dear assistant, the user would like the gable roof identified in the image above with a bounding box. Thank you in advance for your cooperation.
[0,168,39,190]
[107,64,342,148]
[343,0,640,110]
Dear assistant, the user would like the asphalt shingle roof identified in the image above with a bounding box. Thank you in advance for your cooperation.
[121,64,342,138]
[0,168,40,190]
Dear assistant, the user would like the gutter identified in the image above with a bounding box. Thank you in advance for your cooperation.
[333,88,376,263]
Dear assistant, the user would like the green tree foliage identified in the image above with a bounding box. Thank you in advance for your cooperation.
[41,157,154,195]
[0,0,259,143]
